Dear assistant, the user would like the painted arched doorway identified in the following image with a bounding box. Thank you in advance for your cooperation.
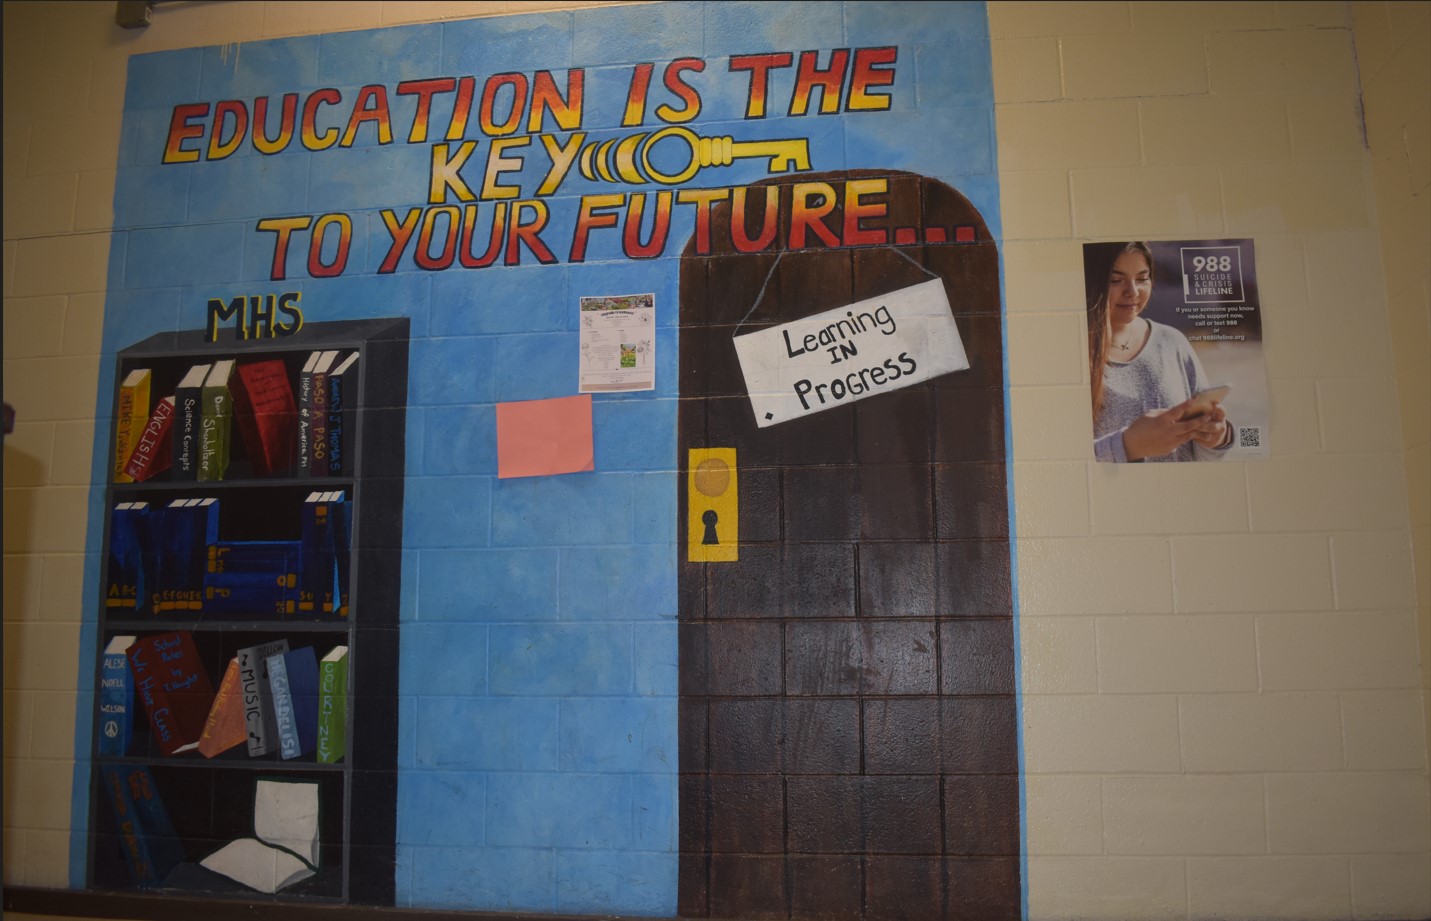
[677,170,1020,920]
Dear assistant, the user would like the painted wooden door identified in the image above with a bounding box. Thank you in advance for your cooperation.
[677,170,1020,921]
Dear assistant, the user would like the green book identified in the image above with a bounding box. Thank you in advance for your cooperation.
[198,359,236,481]
[317,645,348,764]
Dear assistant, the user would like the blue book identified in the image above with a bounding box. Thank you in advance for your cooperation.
[98,635,137,757]
[100,764,152,886]
[203,571,297,617]
[99,765,182,887]
[123,765,184,879]
[287,647,320,757]
[267,646,319,759]
[299,491,338,615]
[267,653,296,759]
[161,497,219,612]
[204,539,300,616]
[332,495,352,618]
[107,503,147,612]
[206,540,301,576]
[141,502,167,614]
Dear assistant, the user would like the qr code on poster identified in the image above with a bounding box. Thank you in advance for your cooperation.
[1239,427,1261,448]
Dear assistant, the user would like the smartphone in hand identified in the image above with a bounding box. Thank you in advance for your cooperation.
[1180,384,1231,421]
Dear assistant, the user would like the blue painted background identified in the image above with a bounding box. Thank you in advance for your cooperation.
[75,2,1000,914]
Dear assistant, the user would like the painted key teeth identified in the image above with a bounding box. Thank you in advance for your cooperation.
[578,127,810,185]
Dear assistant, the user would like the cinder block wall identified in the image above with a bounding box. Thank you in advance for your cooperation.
[994,2,1430,918]
[4,2,1428,918]
[1353,0,1431,781]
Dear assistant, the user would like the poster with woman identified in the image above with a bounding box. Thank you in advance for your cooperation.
[1084,239,1270,462]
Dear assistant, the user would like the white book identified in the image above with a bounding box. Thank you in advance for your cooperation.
[254,778,320,865]
[199,778,320,893]
[200,837,315,894]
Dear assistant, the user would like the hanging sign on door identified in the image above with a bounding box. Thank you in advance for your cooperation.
[732,278,969,428]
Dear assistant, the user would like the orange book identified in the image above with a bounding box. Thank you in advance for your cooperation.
[199,657,247,758]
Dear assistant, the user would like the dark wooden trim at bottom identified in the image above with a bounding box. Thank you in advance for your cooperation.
[3,887,696,921]
[9,887,1430,921]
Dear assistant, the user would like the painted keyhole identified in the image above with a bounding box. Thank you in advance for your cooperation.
[701,509,719,545]
[687,450,737,563]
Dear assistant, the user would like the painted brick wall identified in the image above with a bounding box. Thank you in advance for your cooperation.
[4,2,1429,920]
[392,97,682,909]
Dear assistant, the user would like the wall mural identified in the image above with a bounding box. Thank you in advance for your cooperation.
[76,3,1015,918]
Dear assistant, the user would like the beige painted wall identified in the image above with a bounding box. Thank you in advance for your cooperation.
[4,1,1428,918]
[1353,0,1431,788]
[993,3,1429,917]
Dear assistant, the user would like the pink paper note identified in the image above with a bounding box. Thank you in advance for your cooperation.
[496,394,595,479]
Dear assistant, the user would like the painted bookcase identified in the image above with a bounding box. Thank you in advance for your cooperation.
[87,318,408,905]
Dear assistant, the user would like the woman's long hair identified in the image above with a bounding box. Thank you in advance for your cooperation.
[1086,241,1154,419]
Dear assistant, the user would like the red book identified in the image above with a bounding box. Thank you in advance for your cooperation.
[122,396,175,482]
[127,631,215,756]
[231,360,298,477]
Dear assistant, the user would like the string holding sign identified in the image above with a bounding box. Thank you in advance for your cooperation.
[731,249,970,428]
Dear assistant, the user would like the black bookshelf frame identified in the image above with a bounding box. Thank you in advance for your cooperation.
[87,318,409,905]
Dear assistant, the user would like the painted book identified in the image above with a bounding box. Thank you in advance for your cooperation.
[100,764,182,887]
[113,368,151,483]
[203,571,298,617]
[198,358,236,481]
[172,362,211,481]
[124,764,185,880]
[204,540,300,616]
[253,777,320,865]
[331,494,351,618]
[198,656,246,758]
[158,497,218,612]
[298,490,338,615]
[295,351,320,474]
[237,638,289,757]
[200,836,313,894]
[306,350,339,476]
[127,630,214,756]
[316,645,348,765]
[106,502,148,612]
[207,539,302,575]
[231,359,298,477]
[200,779,318,893]
[267,645,318,760]
[325,352,358,476]
[151,500,185,613]
[267,652,297,760]
[98,634,137,757]
[122,395,175,482]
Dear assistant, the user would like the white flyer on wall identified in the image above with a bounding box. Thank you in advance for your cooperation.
[578,293,656,393]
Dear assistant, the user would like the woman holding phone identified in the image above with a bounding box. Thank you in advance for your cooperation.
[1086,241,1234,462]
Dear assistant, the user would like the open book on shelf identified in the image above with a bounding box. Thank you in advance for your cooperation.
[199,778,319,893]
